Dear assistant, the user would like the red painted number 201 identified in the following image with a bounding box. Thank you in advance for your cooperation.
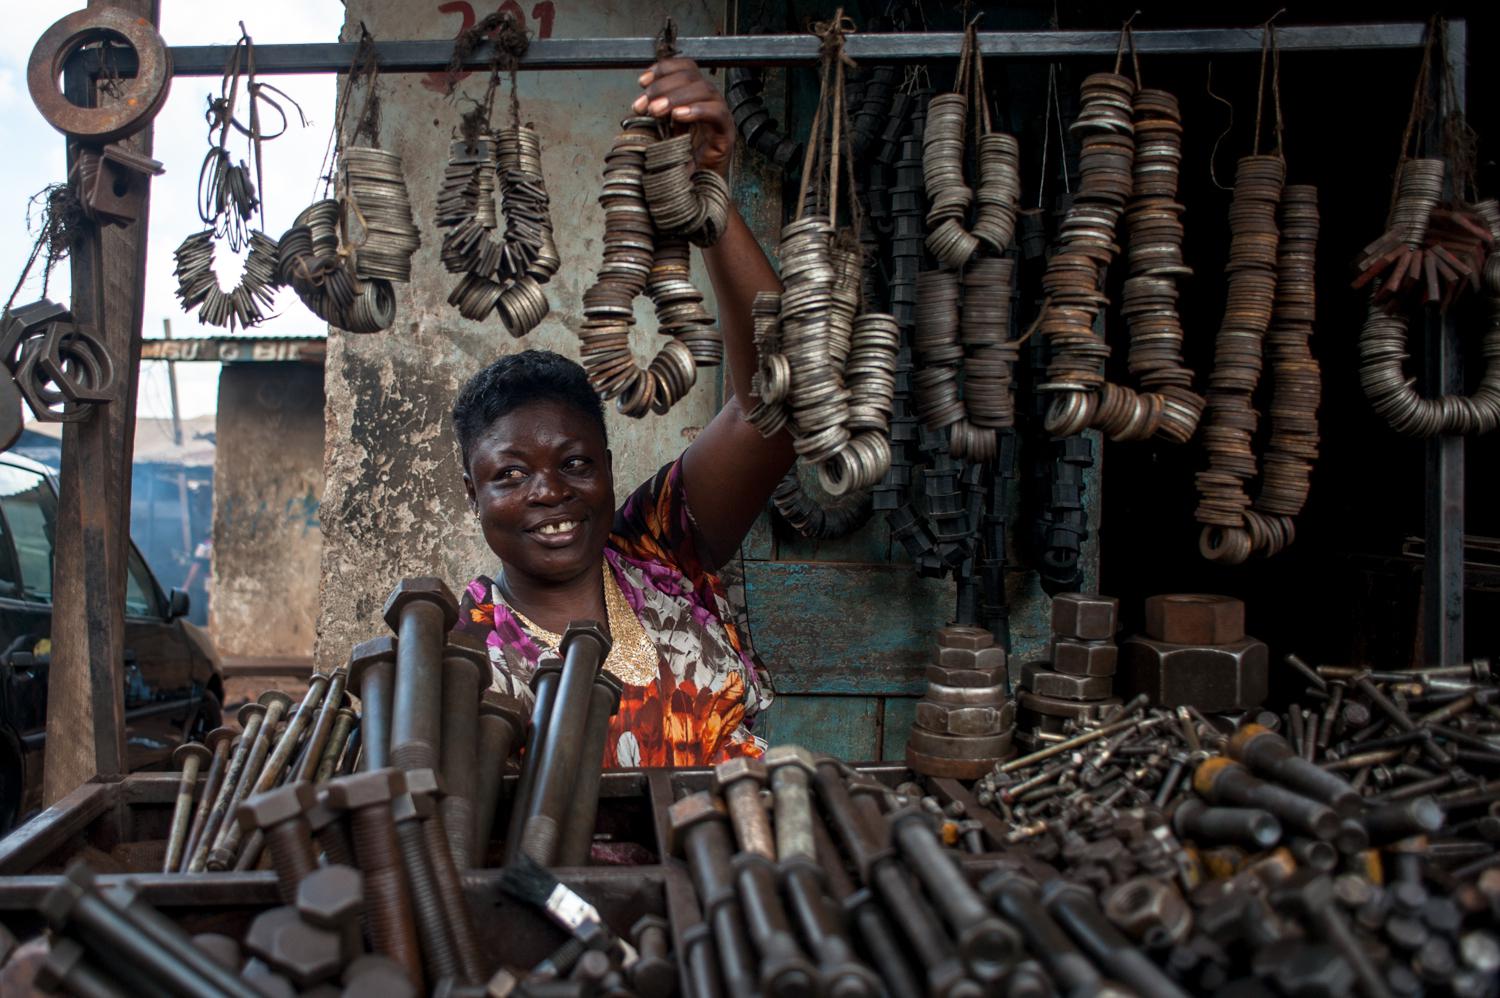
[423,1,557,93]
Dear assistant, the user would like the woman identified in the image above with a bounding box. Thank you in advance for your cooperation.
[453,58,795,767]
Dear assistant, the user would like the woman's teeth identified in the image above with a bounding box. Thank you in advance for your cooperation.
[538,520,578,535]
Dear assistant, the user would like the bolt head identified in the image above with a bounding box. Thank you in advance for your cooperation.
[1050,592,1119,640]
[1118,636,1269,712]
[401,767,442,799]
[713,756,768,791]
[936,645,1007,671]
[258,689,294,714]
[926,663,1007,689]
[560,619,612,661]
[204,726,236,753]
[325,769,402,810]
[296,865,364,929]
[237,781,316,832]
[172,741,212,769]
[342,955,415,993]
[236,702,267,727]
[667,792,726,852]
[764,745,817,775]
[0,299,69,368]
[382,577,459,633]
[391,791,434,823]
[348,635,398,686]
[245,906,342,989]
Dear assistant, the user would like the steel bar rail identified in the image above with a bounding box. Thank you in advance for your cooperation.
[74,23,1436,77]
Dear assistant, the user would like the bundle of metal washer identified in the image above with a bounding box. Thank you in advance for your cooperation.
[437,126,558,333]
[341,146,422,284]
[278,199,397,334]
[969,658,1500,995]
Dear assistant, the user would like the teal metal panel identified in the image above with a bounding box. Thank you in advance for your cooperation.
[757,695,881,759]
[744,561,954,695]
[881,697,919,760]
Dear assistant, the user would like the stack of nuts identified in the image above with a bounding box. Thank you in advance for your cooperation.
[905,625,1016,779]
[1017,593,1121,751]
[1119,594,1269,712]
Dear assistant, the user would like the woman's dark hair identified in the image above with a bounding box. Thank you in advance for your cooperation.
[451,350,607,468]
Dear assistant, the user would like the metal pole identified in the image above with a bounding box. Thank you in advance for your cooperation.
[161,319,193,566]
[73,23,1439,78]
[1422,19,1466,667]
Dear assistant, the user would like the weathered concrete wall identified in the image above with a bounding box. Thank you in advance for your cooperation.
[213,362,325,659]
[317,0,725,667]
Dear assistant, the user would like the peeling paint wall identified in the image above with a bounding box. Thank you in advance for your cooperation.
[212,363,325,659]
[317,0,725,668]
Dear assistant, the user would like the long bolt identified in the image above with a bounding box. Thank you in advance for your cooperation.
[765,747,817,862]
[889,807,1020,978]
[207,690,294,867]
[407,767,488,984]
[1041,880,1190,998]
[504,662,561,864]
[521,622,611,865]
[238,781,319,904]
[983,874,1101,995]
[316,707,359,783]
[999,715,1163,773]
[1194,757,1340,840]
[843,889,926,998]
[307,789,356,867]
[217,675,331,865]
[163,741,211,873]
[1279,873,1395,998]
[393,790,463,983]
[557,668,624,866]
[671,795,763,998]
[385,578,459,772]
[328,769,424,987]
[351,636,398,771]
[717,758,774,859]
[1353,673,1455,767]
[779,857,879,998]
[1362,796,1446,844]
[1227,723,1362,817]
[41,863,260,998]
[296,667,349,782]
[439,633,489,867]
[473,692,526,867]
[178,726,234,873]
[628,915,678,998]
[682,922,725,998]
[1172,798,1283,850]
[732,852,819,998]
[188,703,266,873]
[38,937,131,998]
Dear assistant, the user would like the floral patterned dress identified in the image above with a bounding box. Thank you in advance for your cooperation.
[457,459,773,767]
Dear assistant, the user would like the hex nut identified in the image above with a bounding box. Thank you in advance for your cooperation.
[245,907,342,989]
[1103,877,1192,946]
[915,701,1007,737]
[1050,638,1118,677]
[296,865,364,929]
[936,645,1007,671]
[924,683,1010,708]
[1020,662,1113,701]
[39,322,113,403]
[1144,594,1246,645]
[764,745,817,774]
[325,769,403,811]
[713,757,768,792]
[937,625,994,650]
[1118,635,1269,712]
[905,726,1014,761]
[381,577,459,633]
[1050,592,1119,641]
[0,299,69,369]
[191,932,243,970]
[1018,691,1120,721]
[342,955,415,992]
[238,781,316,832]
[926,664,1007,689]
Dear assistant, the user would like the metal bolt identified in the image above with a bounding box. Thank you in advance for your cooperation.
[327,769,423,986]
[316,707,359,784]
[37,937,130,998]
[438,632,489,868]
[1172,798,1282,850]
[163,740,211,873]
[982,873,1101,995]
[384,577,459,772]
[407,767,488,985]
[731,851,819,997]
[178,726,235,873]
[237,781,319,904]
[556,666,625,867]
[765,746,818,863]
[297,864,365,965]
[207,689,296,868]
[1040,879,1190,998]
[392,789,463,983]
[473,692,526,867]
[188,702,266,873]
[350,636,398,771]
[1228,723,1362,817]
[716,758,773,858]
[295,666,350,782]
[627,915,677,998]
[1193,757,1340,840]
[504,662,562,864]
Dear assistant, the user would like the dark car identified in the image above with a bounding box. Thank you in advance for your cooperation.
[0,452,224,833]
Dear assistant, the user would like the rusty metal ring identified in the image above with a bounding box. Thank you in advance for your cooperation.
[28,7,172,143]
[41,324,115,404]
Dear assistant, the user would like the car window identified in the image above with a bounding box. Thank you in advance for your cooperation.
[0,490,21,597]
[125,546,159,618]
[0,464,57,602]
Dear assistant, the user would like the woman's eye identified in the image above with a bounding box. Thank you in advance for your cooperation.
[564,457,591,472]
[498,468,526,482]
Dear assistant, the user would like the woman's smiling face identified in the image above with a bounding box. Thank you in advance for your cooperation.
[464,398,614,585]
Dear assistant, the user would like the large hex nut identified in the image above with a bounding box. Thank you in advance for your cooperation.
[915,701,1008,737]
[924,682,1009,708]
[296,865,364,929]
[1050,638,1118,677]
[937,625,994,650]
[1050,593,1119,641]
[237,781,316,832]
[0,299,69,369]
[936,645,1007,671]
[244,907,342,989]
[1018,691,1120,721]
[381,577,459,633]
[400,767,443,799]
[14,338,91,423]
[39,323,114,404]
[1117,635,1269,712]
[1020,662,1113,702]
[926,663,1007,688]
[1143,594,1246,645]
[1102,877,1193,946]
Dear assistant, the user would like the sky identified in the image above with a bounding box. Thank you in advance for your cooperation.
[1,2,345,421]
